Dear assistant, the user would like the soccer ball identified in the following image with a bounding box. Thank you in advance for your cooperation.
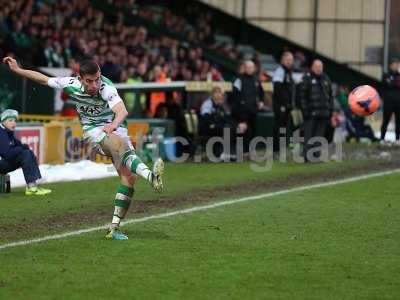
[348,85,380,116]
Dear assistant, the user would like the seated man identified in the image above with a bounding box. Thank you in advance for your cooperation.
[199,86,235,158]
[0,109,51,195]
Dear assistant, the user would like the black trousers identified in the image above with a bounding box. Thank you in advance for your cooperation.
[381,99,400,140]
[240,119,256,154]
[273,107,291,153]
[303,117,328,162]
[0,149,41,184]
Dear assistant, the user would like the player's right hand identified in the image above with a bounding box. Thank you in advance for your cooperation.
[103,123,117,136]
[2,56,20,72]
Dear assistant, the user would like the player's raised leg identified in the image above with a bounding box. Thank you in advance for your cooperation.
[122,149,164,193]
[101,133,164,192]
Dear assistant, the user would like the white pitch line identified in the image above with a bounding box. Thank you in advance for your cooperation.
[1,168,399,251]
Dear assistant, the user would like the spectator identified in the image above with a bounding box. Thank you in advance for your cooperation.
[44,41,65,67]
[272,51,295,154]
[346,113,378,143]
[165,92,187,139]
[11,21,32,55]
[60,58,80,117]
[124,64,147,117]
[200,86,233,158]
[149,65,167,117]
[299,59,334,162]
[231,60,265,154]
[336,85,350,110]
[293,51,307,72]
[0,109,51,196]
[165,92,192,156]
[101,52,122,83]
[381,59,400,143]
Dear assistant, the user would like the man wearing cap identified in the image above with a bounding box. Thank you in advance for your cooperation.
[0,109,51,195]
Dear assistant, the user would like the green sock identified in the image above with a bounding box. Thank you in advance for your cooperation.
[122,150,152,182]
[111,184,134,228]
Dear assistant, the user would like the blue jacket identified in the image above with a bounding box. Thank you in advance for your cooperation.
[0,124,23,161]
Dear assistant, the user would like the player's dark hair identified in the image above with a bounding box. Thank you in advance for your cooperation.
[79,60,100,76]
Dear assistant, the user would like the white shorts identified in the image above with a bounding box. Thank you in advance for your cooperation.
[83,126,134,154]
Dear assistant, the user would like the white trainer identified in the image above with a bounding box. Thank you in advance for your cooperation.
[151,158,164,193]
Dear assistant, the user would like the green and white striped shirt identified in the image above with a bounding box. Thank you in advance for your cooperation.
[48,75,123,130]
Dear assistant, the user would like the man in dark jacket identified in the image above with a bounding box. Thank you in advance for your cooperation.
[0,109,51,195]
[272,51,295,154]
[200,86,234,158]
[381,59,400,142]
[299,59,334,162]
[231,60,265,153]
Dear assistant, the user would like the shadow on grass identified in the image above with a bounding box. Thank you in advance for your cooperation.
[125,230,171,240]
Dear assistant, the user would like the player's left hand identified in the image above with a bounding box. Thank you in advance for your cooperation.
[3,56,21,73]
[103,123,117,135]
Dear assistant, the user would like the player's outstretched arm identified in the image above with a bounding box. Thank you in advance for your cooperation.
[3,57,49,86]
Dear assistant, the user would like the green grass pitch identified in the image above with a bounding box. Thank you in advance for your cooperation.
[0,160,399,299]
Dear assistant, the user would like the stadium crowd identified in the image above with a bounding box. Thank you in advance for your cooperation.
[111,0,244,62]
[0,0,224,84]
